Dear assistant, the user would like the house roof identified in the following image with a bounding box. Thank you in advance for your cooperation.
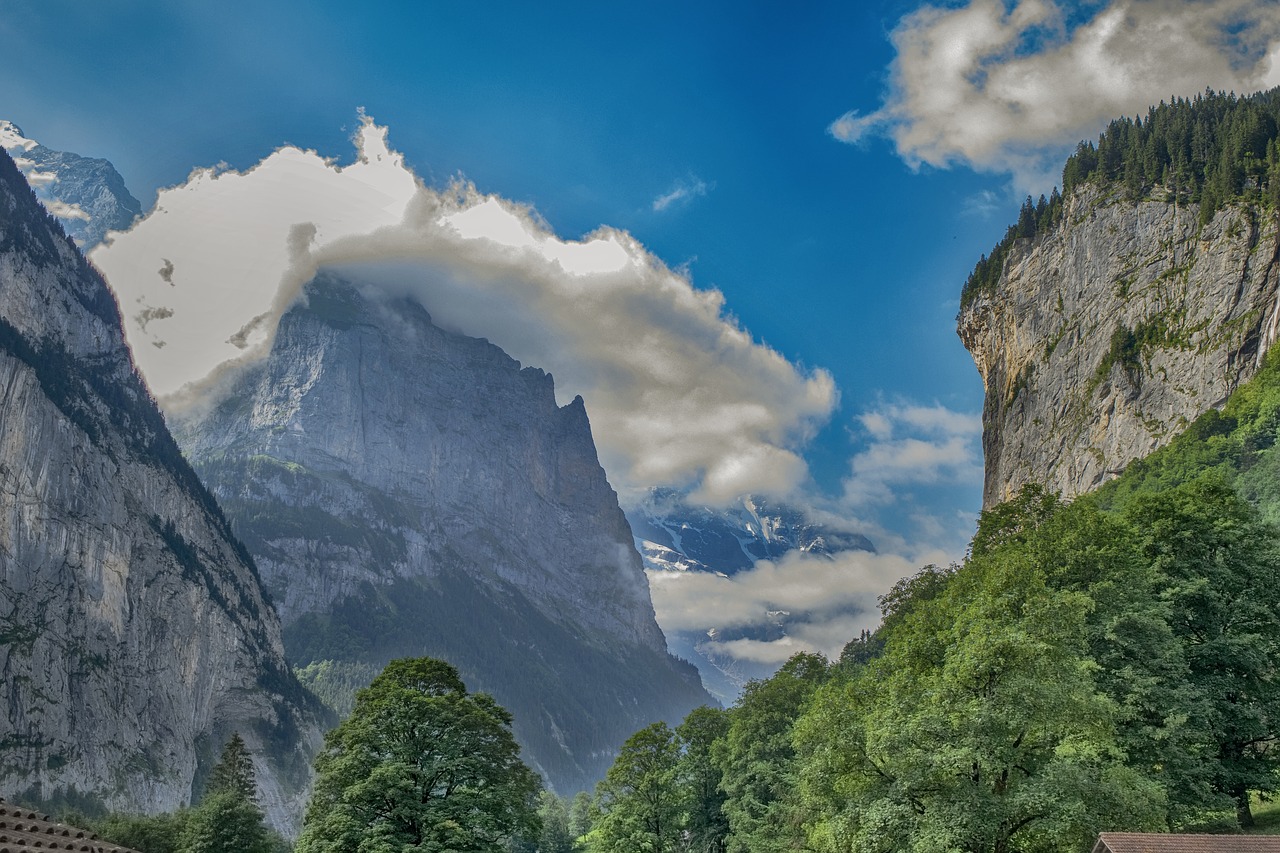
[1095,833,1280,853]
[0,800,141,853]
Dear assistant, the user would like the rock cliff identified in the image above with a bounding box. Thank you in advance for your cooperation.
[0,151,325,832]
[171,274,711,792]
[958,185,1280,506]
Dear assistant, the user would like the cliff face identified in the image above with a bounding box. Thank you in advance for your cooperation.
[0,151,324,833]
[171,275,711,792]
[958,186,1280,507]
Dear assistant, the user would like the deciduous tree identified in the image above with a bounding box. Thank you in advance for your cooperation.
[295,657,540,853]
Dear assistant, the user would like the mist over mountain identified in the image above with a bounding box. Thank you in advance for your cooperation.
[0,122,141,249]
[627,489,874,701]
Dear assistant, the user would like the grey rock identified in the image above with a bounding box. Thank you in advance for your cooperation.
[0,151,324,835]
[958,186,1280,506]
[171,274,712,793]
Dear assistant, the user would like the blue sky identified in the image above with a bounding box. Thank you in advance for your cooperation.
[5,2,1280,642]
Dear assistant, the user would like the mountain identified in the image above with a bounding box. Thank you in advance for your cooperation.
[958,90,1280,506]
[0,122,142,249]
[169,274,712,793]
[629,489,873,575]
[0,151,326,831]
[628,489,874,703]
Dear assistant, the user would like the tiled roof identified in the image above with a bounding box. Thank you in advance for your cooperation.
[0,800,140,853]
[1096,833,1280,853]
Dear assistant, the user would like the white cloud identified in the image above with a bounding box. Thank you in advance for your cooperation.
[836,0,1280,190]
[652,176,710,212]
[44,199,89,220]
[845,401,983,507]
[641,399,980,673]
[647,544,953,664]
[91,116,835,505]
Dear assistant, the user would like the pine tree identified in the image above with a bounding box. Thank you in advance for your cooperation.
[204,733,257,803]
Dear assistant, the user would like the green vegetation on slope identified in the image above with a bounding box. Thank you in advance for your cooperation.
[962,86,1280,309]
[575,343,1280,853]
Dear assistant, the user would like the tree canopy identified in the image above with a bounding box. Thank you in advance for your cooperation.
[294,657,540,853]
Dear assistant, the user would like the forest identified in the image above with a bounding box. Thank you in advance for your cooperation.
[561,339,1280,853]
[963,85,1280,309]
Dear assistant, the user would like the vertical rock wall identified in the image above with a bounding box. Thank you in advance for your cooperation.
[959,186,1280,506]
[0,151,324,834]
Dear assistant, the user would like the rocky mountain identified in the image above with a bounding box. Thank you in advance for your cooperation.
[628,489,874,703]
[169,274,712,793]
[629,489,873,575]
[0,151,326,832]
[0,122,141,249]
[959,185,1280,507]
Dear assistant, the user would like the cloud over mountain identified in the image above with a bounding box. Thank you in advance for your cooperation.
[92,116,835,505]
[834,0,1280,189]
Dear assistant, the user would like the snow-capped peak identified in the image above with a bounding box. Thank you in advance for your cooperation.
[0,121,38,153]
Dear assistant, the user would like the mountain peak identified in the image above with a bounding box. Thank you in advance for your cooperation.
[0,121,35,152]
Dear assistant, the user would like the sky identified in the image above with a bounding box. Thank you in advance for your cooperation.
[5,0,1280,666]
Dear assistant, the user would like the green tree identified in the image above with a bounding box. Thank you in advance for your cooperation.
[973,489,1219,823]
[180,732,279,853]
[567,791,593,842]
[535,792,576,853]
[715,653,828,853]
[180,792,278,853]
[796,556,1165,853]
[677,706,730,853]
[96,811,189,853]
[203,732,257,803]
[589,722,682,853]
[1123,475,1280,826]
[295,657,541,853]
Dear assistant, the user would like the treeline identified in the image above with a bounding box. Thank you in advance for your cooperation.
[962,86,1280,310]
[577,346,1280,853]
[51,734,291,853]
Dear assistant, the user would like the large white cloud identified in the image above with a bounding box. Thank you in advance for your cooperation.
[834,0,1280,189]
[91,116,835,505]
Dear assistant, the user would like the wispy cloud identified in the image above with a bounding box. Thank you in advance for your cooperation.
[845,401,982,508]
[652,176,710,212]
[833,0,1280,191]
[648,546,951,665]
[962,189,1003,218]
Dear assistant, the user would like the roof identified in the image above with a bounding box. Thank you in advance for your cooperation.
[0,800,141,853]
[1095,833,1280,853]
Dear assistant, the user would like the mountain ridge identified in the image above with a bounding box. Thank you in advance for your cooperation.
[0,149,326,833]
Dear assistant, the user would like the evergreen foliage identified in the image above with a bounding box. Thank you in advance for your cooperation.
[961,86,1280,310]
[95,811,189,853]
[90,733,286,853]
[713,653,827,853]
[179,792,279,853]
[203,733,257,804]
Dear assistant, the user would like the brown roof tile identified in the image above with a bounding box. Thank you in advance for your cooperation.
[0,801,140,853]
[1096,833,1280,853]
